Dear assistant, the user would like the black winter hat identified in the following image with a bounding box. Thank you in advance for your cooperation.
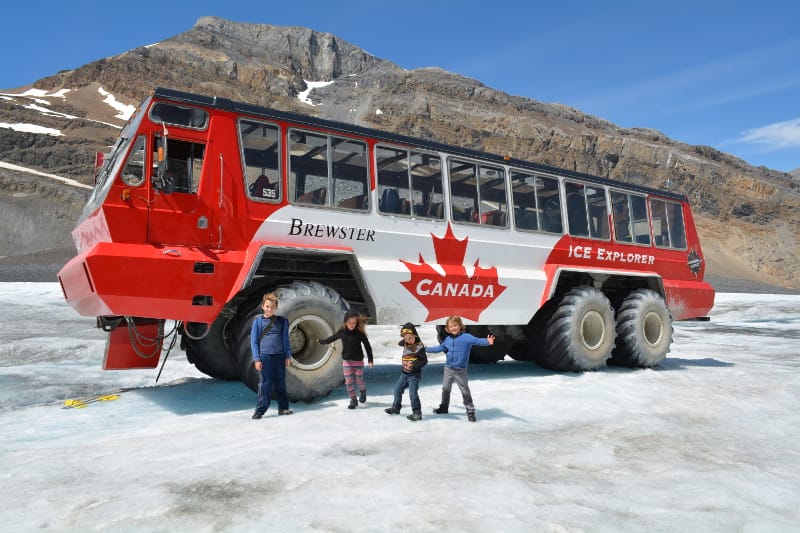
[344,309,360,321]
[400,322,419,337]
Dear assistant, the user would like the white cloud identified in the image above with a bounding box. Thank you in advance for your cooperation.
[737,118,800,150]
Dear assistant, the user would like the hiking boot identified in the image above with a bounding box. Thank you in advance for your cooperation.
[278,409,293,416]
[251,412,263,420]
[385,407,400,415]
[433,405,449,414]
[467,411,476,422]
[359,389,367,403]
[348,398,358,409]
[407,411,422,422]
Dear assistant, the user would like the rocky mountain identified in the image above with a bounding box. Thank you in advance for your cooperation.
[1,16,797,290]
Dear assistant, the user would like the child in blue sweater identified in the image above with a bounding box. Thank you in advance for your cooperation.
[426,315,494,422]
[250,292,294,419]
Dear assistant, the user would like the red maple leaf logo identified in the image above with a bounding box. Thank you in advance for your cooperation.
[400,224,506,322]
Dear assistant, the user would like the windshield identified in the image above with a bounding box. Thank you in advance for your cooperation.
[79,96,151,220]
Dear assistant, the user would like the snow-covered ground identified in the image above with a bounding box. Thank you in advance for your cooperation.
[1,283,798,532]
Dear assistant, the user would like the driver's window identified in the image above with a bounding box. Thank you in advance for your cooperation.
[120,135,146,187]
[153,137,205,194]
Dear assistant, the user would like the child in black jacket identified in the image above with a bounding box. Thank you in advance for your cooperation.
[385,322,428,421]
[318,310,373,409]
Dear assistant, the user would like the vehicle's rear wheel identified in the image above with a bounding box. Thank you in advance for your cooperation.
[535,286,615,371]
[610,289,672,367]
[182,313,239,381]
[234,281,347,402]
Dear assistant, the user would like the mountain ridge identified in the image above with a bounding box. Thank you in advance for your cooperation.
[0,16,797,289]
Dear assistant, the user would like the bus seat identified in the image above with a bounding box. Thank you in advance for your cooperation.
[338,194,365,209]
[567,194,588,235]
[427,203,443,218]
[296,187,327,205]
[380,188,400,213]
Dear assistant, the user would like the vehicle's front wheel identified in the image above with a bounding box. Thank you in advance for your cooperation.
[536,286,615,371]
[182,312,239,381]
[234,281,347,401]
[610,289,672,367]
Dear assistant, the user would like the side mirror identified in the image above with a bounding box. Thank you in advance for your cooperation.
[153,133,174,194]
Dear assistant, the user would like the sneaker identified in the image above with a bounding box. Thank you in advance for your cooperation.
[385,407,400,415]
[348,398,358,409]
[251,412,263,420]
[359,389,366,403]
[467,412,476,422]
[407,412,422,421]
[278,409,293,416]
[433,406,449,414]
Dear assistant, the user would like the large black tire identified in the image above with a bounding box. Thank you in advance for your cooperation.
[182,313,239,381]
[234,281,347,402]
[610,289,673,367]
[536,286,615,371]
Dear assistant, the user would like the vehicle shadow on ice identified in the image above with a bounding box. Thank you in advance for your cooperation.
[140,360,553,416]
[655,357,735,370]
[136,377,254,415]
[139,356,734,415]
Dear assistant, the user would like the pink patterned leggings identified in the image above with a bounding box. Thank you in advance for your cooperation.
[342,360,365,399]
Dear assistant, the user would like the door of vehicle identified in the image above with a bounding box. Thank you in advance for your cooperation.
[146,134,215,247]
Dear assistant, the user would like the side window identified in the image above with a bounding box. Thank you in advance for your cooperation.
[664,200,687,249]
[120,135,146,187]
[510,171,563,234]
[377,146,411,215]
[650,198,685,248]
[289,130,329,206]
[538,176,562,233]
[565,181,609,239]
[239,119,280,202]
[611,191,633,243]
[153,136,205,194]
[511,171,539,231]
[631,194,651,245]
[448,159,478,223]
[478,165,507,227]
[448,159,506,226]
[289,130,368,210]
[586,185,609,239]
[565,181,590,237]
[410,152,443,219]
[332,137,368,210]
[376,146,442,218]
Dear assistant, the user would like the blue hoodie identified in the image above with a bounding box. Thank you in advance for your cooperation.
[251,315,292,362]
[426,332,489,369]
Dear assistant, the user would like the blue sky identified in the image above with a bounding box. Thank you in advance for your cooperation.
[2,0,798,172]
